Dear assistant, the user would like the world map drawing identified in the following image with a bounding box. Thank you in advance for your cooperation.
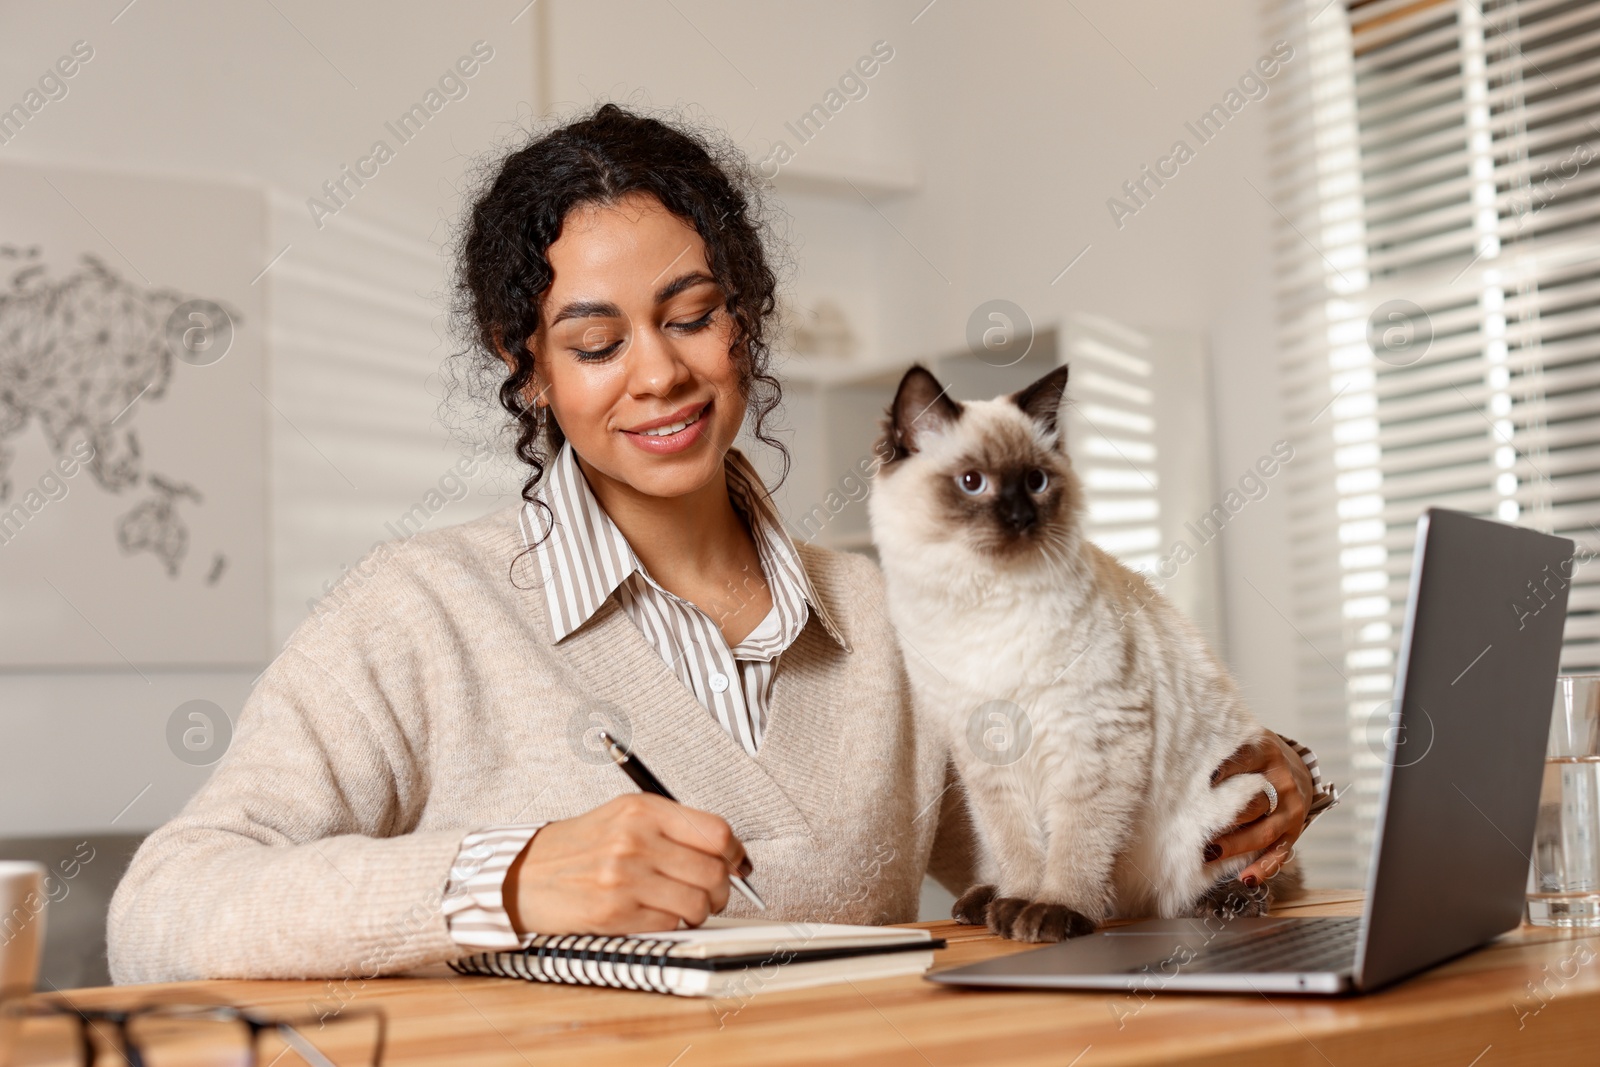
[0,247,231,578]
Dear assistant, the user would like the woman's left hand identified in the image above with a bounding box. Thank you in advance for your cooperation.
[1208,730,1313,887]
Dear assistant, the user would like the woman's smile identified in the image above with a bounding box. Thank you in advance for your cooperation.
[622,398,713,454]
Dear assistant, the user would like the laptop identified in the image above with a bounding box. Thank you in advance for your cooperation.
[928,508,1574,995]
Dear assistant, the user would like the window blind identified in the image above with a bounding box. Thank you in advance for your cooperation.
[1266,0,1600,886]
[1067,315,1164,571]
[1062,314,1225,644]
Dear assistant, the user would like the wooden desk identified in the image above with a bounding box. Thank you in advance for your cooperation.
[41,891,1600,1066]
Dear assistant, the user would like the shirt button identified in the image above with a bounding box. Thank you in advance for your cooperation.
[709,672,730,693]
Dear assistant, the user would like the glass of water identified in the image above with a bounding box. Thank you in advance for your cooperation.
[1527,675,1600,927]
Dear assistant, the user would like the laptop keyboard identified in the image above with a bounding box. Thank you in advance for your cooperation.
[1154,917,1361,974]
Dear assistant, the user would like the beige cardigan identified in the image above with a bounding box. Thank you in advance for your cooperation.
[107,506,976,983]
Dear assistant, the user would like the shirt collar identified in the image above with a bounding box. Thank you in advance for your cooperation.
[521,441,848,652]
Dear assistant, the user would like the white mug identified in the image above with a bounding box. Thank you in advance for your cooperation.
[0,861,47,1062]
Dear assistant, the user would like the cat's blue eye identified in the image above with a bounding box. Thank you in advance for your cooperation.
[1025,469,1049,494]
[958,471,988,495]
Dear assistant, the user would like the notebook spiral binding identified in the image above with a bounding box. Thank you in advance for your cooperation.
[449,935,688,993]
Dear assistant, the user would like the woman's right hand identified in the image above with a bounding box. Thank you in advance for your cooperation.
[504,793,751,936]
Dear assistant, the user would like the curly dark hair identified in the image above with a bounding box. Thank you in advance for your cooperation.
[449,101,789,535]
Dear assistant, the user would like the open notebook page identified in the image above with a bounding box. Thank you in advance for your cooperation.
[527,917,935,959]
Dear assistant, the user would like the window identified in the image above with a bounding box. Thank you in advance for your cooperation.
[1063,315,1227,645]
[1269,0,1600,885]
[1068,316,1163,567]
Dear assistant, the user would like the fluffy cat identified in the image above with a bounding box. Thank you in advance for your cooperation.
[868,363,1301,942]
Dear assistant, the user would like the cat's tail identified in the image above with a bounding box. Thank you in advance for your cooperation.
[1188,854,1304,920]
[1264,853,1305,903]
[1143,770,1271,917]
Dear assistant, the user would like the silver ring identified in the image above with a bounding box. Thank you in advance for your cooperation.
[1261,780,1279,816]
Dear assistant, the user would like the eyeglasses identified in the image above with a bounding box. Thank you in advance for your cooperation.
[0,996,385,1066]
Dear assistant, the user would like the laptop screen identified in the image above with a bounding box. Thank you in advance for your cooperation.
[1355,508,1573,990]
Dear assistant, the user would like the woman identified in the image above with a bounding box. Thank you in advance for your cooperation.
[108,104,1331,982]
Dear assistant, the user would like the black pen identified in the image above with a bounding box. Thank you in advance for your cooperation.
[597,730,767,911]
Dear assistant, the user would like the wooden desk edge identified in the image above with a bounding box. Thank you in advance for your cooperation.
[41,889,1600,1067]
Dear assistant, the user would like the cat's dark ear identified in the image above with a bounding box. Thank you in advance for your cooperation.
[1012,364,1071,440]
[881,365,962,460]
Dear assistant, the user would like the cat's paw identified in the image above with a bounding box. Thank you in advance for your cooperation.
[951,884,998,925]
[983,896,1032,937]
[1009,902,1097,943]
[1191,878,1271,920]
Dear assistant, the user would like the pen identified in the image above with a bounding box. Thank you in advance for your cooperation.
[598,730,767,911]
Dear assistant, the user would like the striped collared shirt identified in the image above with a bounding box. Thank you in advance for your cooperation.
[518,439,847,755]
[441,442,847,949]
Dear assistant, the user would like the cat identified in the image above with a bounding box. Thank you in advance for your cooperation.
[867,362,1301,943]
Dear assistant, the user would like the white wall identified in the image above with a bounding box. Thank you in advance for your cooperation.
[2,0,1303,877]
[0,0,536,835]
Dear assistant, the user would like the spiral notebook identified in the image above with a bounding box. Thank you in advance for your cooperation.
[448,918,945,997]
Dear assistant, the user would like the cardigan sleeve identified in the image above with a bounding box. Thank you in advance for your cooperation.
[924,758,982,896]
[107,643,469,983]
